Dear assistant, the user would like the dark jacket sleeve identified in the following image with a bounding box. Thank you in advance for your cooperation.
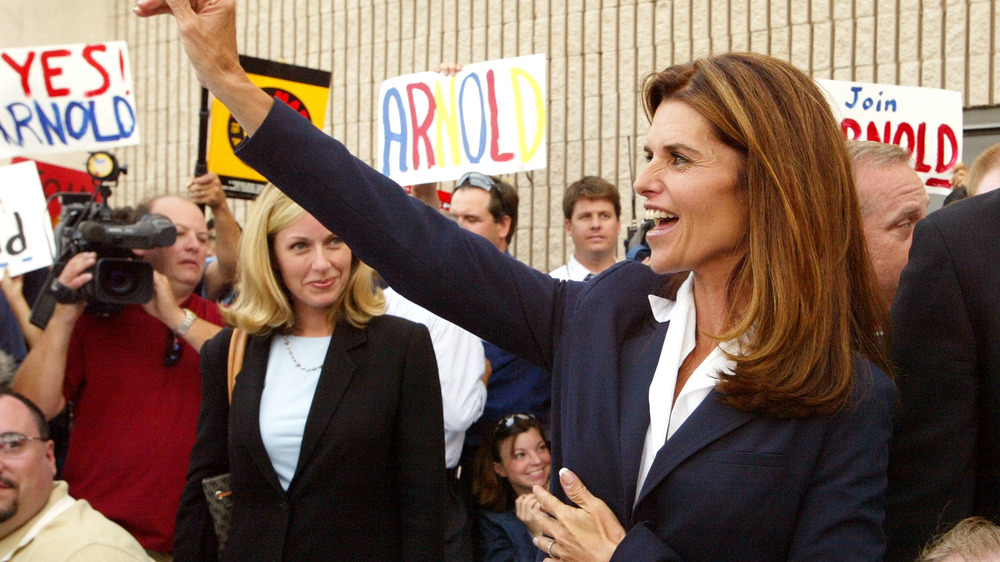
[477,512,518,562]
[173,328,234,561]
[236,100,568,372]
[885,217,979,561]
[395,320,447,560]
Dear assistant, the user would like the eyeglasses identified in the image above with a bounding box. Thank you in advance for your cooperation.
[496,413,535,430]
[0,432,47,458]
[456,172,496,192]
[164,332,183,367]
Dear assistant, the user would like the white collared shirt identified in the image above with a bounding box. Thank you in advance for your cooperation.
[634,275,737,503]
[549,254,601,281]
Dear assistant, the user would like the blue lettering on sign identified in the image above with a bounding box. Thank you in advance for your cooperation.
[1,97,138,148]
[845,86,897,112]
[381,87,408,176]
[459,74,486,164]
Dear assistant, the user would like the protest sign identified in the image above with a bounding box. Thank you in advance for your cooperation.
[11,156,97,223]
[378,54,547,185]
[207,56,331,200]
[818,79,962,188]
[0,161,56,276]
[0,42,139,158]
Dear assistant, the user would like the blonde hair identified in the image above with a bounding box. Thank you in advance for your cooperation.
[223,184,384,334]
[920,517,1000,562]
[969,143,1000,195]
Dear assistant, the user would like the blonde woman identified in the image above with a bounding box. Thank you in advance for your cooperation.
[173,185,445,561]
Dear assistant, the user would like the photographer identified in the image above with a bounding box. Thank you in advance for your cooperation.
[12,195,224,560]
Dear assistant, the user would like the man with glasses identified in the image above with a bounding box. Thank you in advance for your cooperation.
[0,391,150,560]
[12,196,223,559]
[450,173,552,509]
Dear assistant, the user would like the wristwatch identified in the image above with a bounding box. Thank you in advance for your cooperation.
[175,308,197,336]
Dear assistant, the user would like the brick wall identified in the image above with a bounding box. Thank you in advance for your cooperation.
[79,0,997,269]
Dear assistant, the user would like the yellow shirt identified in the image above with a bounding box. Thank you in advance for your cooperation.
[0,481,151,562]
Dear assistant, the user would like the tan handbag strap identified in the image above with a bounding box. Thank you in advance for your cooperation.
[226,329,248,404]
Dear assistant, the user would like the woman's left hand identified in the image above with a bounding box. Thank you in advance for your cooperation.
[531,468,626,562]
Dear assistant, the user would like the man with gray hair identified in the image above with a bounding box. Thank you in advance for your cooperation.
[847,140,929,314]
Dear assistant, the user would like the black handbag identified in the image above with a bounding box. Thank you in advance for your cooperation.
[200,329,247,557]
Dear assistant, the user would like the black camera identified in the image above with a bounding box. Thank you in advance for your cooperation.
[30,202,177,327]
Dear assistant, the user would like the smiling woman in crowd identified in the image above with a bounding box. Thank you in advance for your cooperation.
[173,185,445,561]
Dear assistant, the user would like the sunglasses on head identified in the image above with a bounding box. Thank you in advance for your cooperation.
[496,413,535,431]
[456,172,496,192]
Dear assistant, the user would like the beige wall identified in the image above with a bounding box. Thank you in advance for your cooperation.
[4,1,997,270]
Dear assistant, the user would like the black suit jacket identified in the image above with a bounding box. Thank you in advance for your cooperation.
[885,189,1000,561]
[235,100,896,560]
[174,317,446,561]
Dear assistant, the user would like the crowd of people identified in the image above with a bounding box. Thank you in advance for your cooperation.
[0,0,999,560]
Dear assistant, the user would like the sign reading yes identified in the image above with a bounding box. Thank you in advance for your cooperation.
[0,42,140,158]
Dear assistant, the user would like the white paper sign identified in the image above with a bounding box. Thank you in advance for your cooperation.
[0,161,56,276]
[818,78,963,188]
[0,41,140,158]
[378,54,548,185]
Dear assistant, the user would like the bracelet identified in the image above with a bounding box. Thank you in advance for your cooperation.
[175,308,197,336]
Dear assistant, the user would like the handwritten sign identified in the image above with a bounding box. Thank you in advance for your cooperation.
[0,42,139,158]
[0,161,56,276]
[11,157,97,223]
[818,79,962,188]
[208,55,331,200]
[378,54,547,185]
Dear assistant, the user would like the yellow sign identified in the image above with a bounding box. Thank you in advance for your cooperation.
[207,56,331,199]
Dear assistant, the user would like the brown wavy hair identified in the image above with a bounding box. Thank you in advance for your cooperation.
[473,414,549,512]
[641,52,890,418]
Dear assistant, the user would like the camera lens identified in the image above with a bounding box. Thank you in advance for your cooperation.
[104,267,139,297]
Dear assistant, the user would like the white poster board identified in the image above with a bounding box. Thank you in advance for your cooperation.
[817,79,963,188]
[378,54,547,185]
[0,41,140,158]
[0,161,56,276]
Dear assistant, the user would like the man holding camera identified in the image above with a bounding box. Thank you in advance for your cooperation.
[12,195,223,560]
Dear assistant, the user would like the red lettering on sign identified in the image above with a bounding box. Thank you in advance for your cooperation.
[841,118,861,139]
[913,123,931,172]
[936,124,958,173]
[41,49,71,97]
[82,45,110,97]
[486,70,514,162]
[2,51,35,97]
[892,123,915,154]
[406,83,436,169]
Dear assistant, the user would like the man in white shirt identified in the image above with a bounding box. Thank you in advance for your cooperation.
[549,177,622,281]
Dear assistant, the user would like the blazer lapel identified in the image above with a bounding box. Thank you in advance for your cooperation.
[233,334,285,493]
[633,389,755,508]
[619,319,669,518]
[292,322,366,481]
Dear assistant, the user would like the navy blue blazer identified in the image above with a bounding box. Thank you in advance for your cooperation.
[237,100,895,561]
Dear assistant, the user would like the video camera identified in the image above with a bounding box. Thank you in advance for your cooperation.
[30,153,178,328]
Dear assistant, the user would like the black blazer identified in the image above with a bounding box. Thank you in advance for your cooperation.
[234,100,896,560]
[885,189,1000,561]
[174,317,446,561]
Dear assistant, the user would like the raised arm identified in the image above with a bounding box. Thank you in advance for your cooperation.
[134,0,272,135]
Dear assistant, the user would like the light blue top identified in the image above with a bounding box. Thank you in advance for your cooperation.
[259,334,329,490]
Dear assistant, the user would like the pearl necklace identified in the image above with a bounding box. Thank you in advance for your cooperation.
[282,335,323,372]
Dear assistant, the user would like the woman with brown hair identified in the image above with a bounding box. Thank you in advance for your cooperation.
[144,1,895,559]
[473,414,552,562]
